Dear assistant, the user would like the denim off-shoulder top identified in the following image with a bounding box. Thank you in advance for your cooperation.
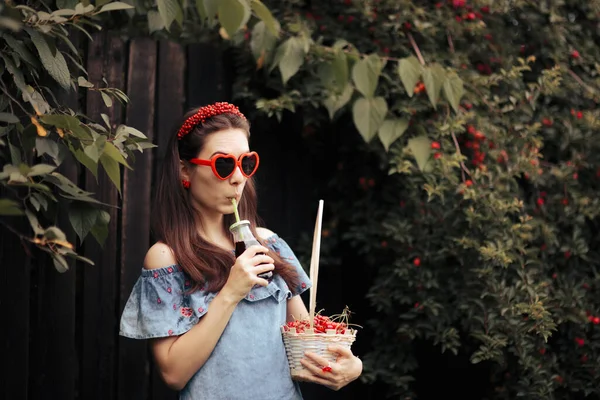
[119,234,312,400]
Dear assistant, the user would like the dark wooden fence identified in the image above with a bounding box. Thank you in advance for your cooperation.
[0,32,381,400]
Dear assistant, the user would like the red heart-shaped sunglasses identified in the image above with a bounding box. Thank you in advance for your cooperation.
[189,152,259,180]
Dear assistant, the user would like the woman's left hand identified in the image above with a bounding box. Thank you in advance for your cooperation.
[294,345,363,391]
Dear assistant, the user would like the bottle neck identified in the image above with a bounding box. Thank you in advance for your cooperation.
[229,221,255,243]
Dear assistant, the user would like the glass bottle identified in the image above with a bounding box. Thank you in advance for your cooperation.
[229,220,273,280]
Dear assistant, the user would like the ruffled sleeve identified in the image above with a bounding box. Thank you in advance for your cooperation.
[264,234,312,297]
[119,265,215,339]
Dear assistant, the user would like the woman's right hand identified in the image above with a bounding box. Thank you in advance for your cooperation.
[222,245,274,302]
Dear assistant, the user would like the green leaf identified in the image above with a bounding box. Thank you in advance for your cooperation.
[69,201,100,242]
[331,51,349,93]
[101,92,113,107]
[323,84,354,120]
[52,254,69,273]
[36,137,60,161]
[0,198,23,216]
[421,63,446,109]
[201,0,218,21]
[250,0,279,36]
[0,113,19,123]
[28,164,57,176]
[28,30,71,90]
[407,135,432,172]
[40,114,81,130]
[96,1,134,13]
[398,56,422,97]
[103,141,130,169]
[77,76,94,88]
[218,0,251,38]
[378,119,409,152]
[25,209,44,235]
[250,21,277,64]
[90,210,110,245]
[100,152,121,194]
[351,53,384,98]
[272,37,308,85]
[1,54,28,94]
[73,148,98,178]
[156,0,183,31]
[83,134,106,163]
[147,10,165,33]
[3,35,39,68]
[115,125,147,139]
[352,96,388,143]
[442,72,465,113]
[45,172,95,198]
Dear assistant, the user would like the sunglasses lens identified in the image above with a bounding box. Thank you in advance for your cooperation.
[214,157,236,179]
[241,153,258,176]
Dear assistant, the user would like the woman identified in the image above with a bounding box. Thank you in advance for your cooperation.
[119,102,362,399]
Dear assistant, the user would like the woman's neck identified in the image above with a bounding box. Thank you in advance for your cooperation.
[195,211,233,250]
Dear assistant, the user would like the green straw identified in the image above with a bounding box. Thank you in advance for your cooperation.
[231,198,241,223]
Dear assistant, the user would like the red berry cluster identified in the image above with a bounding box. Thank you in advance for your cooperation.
[177,102,246,140]
[460,125,488,168]
[283,313,349,334]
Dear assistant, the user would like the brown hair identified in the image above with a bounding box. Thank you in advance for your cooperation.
[152,107,300,294]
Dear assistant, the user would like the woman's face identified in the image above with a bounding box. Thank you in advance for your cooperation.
[184,128,251,218]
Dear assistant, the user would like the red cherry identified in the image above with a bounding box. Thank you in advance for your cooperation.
[593,317,600,325]
[413,257,421,266]
[431,141,441,149]
[575,337,585,347]
[571,50,580,58]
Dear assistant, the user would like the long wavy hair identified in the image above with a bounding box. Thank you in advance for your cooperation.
[152,108,300,294]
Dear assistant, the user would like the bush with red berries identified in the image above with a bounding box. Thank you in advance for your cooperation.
[228,0,600,398]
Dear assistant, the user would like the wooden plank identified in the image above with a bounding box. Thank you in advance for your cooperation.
[0,224,30,400]
[117,37,157,400]
[81,31,125,400]
[186,42,231,108]
[149,39,185,400]
[154,40,185,186]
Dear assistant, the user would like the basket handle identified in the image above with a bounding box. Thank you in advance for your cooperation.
[308,200,324,331]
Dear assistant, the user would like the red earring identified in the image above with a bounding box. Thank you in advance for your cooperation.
[181,180,190,189]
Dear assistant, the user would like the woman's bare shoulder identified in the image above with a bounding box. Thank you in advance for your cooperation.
[256,227,276,240]
[143,242,177,270]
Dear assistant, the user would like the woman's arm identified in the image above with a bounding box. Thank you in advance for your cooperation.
[145,242,274,390]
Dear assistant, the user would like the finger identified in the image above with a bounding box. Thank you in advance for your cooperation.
[252,276,270,287]
[245,245,269,257]
[251,254,275,266]
[255,263,275,274]
[304,351,332,368]
[327,344,354,358]
[294,368,333,387]
[300,357,335,377]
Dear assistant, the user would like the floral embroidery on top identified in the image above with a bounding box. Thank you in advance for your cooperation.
[198,307,205,313]
[181,307,193,317]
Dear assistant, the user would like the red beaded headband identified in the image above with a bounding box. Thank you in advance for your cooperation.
[177,102,246,140]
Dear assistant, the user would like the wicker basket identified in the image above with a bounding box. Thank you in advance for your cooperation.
[283,200,358,378]
[281,327,357,377]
